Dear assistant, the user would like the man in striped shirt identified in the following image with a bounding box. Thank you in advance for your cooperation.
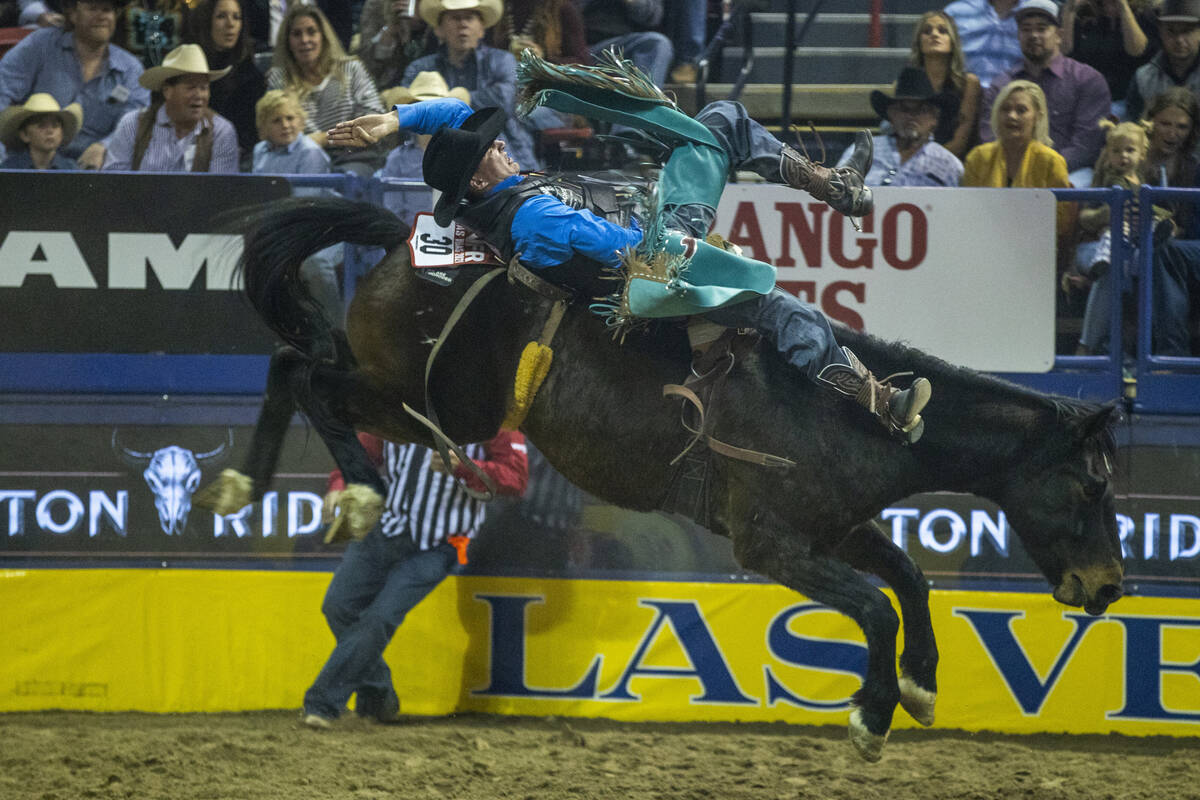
[303,430,528,728]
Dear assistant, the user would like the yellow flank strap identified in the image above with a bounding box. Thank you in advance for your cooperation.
[502,340,553,431]
[501,299,567,431]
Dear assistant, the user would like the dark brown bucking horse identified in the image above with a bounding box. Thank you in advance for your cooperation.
[196,197,1125,761]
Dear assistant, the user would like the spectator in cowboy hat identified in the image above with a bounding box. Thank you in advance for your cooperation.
[0,0,148,168]
[839,66,964,187]
[980,0,1111,185]
[400,0,540,169]
[0,92,82,168]
[102,42,239,171]
[1126,0,1200,120]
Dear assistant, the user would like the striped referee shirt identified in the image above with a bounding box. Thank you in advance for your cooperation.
[330,432,529,550]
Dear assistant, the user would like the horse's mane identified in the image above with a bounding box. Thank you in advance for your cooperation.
[835,326,1108,418]
[832,326,1119,467]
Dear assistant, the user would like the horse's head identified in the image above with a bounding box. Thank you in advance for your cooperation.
[998,404,1124,616]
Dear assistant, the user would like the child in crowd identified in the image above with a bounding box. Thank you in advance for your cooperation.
[1075,120,1169,354]
[1082,121,1167,279]
[253,89,331,175]
[252,90,345,326]
[0,94,82,170]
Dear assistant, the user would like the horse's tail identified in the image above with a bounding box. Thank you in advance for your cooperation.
[218,197,409,505]
[237,196,409,360]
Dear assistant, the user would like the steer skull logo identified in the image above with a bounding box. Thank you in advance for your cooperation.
[112,430,233,535]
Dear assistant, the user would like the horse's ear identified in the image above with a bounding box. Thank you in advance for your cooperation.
[1071,403,1119,443]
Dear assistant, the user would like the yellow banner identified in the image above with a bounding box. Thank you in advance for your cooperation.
[2,569,1197,736]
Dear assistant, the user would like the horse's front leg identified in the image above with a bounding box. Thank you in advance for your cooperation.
[832,521,938,727]
[734,528,900,762]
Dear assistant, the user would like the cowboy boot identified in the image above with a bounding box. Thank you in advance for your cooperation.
[817,347,931,443]
[780,131,874,218]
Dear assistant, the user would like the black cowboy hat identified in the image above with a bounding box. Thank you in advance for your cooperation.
[869,67,954,121]
[1158,0,1200,23]
[47,0,132,13]
[423,106,509,226]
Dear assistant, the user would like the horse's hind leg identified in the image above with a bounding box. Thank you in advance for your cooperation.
[196,345,308,515]
[833,521,938,727]
[736,535,900,762]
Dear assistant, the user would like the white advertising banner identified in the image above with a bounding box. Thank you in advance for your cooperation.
[712,186,1058,373]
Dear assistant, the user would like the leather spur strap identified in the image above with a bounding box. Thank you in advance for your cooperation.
[662,330,796,469]
[662,383,796,468]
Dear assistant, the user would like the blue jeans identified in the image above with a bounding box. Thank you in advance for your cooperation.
[703,288,845,380]
[1153,238,1200,356]
[668,101,846,378]
[303,527,456,719]
[590,31,674,86]
[666,0,706,65]
[662,100,789,235]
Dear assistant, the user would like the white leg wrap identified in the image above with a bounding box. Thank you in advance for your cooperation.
[898,675,937,727]
[847,706,887,763]
[324,483,384,544]
[193,468,254,517]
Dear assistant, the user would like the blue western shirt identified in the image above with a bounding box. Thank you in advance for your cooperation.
[252,134,331,175]
[0,149,76,170]
[0,27,149,158]
[394,98,642,269]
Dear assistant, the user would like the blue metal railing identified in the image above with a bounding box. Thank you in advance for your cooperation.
[995,187,1129,404]
[4,176,1200,411]
[1133,186,1200,414]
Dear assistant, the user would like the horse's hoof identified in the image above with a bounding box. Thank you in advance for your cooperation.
[193,469,254,516]
[324,483,383,544]
[847,707,887,762]
[898,675,936,727]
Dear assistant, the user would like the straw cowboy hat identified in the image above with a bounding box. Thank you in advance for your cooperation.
[418,0,503,29]
[423,106,508,225]
[380,71,473,107]
[0,93,83,149]
[139,44,232,91]
[870,67,954,120]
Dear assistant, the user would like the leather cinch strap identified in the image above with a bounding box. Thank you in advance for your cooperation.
[404,267,507,502]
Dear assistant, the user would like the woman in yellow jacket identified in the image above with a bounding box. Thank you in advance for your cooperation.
[963,79,1073,232]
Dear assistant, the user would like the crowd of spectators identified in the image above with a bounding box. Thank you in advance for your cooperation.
[855,0,1200,356]
[1,0,1199,351]
[0,0,711,174]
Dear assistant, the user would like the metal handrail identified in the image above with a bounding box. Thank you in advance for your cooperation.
[696,0,757,110]
[1136,186,1200,371]
[780,0,827,145]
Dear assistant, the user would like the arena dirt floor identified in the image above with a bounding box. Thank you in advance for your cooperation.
[2,711,1197,800]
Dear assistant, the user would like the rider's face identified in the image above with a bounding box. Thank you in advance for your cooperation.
[469,139,520,194]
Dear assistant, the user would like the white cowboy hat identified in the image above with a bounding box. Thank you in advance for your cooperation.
[418,0,502,29]
[139,44,232,91]
[381,71,472,106]
[0,93,83,149]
